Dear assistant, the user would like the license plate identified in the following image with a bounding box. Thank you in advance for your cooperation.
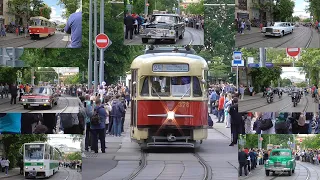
[30,104,39,106]
[266,32,271,35]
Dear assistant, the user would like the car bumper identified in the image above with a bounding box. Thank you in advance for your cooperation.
[262,32,281,36]
[141,34,175,39]
[21,102,52,106]
[265,167,291,171]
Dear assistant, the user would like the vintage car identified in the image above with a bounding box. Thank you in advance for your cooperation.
[265,149,296,176]
[261,22,294,37]
[140,14,185,44]
[21,86,59,109]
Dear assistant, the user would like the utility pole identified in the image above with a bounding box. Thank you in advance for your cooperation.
[259,47,266,67]
[99,0,105,85]
[144,0,148,16]
[88,0,93,90]
[31,68,35,86]
[94,0,98,93]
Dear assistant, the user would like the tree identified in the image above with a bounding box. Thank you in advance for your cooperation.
[296,82,307,87]
[292,16,300,22]
[307,0,320,21]
[280,78,292,87]
[249,67,282,92]
[58,0,81,18]
[300,135,320,149]
[63,74,80,85]
[34,67,58,84]
[273,0,295,22]
[65,152,82,161]
[2,134,47,168]
[185,0,204,15]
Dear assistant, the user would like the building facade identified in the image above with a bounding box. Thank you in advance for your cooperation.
[0,0,15,26]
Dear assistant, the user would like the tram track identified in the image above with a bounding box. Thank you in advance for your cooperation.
[276,95,309,113]
[126,149,212,180]
[239,95,289,112]
[185,28,194,45]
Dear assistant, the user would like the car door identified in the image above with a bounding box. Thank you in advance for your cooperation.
[173,16,180,36]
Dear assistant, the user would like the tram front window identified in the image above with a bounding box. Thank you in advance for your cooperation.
[25,144,44,160]
[171,76,191,97]
[150,76,192,97]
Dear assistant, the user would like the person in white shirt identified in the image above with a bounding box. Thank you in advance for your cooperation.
[3,158,10,175]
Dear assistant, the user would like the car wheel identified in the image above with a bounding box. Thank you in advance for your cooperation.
[281,31,284,37]
[266,170,270,176]
[23,105,28,109]
[288,170,292,176]
[142,38,148,43]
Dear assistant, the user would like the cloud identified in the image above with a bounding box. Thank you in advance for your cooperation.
[50,6,66,23]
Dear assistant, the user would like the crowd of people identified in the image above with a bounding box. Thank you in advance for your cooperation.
[238,147,320,176]
[60,161,82,172]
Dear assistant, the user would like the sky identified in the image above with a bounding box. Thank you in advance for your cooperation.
[280,67,306,80]
[292,0,310,18]
[46,134,81,149]
[43,0,67,23]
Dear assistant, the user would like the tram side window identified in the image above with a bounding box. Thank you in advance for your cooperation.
[171,76,191,97]
[151,76,170,96]
[193,77,202,97]
[140,77,149,96]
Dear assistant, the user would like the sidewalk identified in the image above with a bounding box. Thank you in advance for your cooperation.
[0,32,29,40]
[0,168,20,179]
[239,94,262,102]
[236,27,261,36]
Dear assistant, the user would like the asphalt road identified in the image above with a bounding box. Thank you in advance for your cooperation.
[0,31,71,48]
[239,161,320,180]
[124,27,204,45]
[239,94,319,112]
[1,167,81,180]
[235,26,320,48]
[0,94,79,113]
[82,108,238,180]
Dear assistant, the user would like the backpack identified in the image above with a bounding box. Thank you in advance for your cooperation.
[259,118,273,131]
[91,107,102,125]
[85,104,93,123]
[275,115,288,131]
[60,113,74,128]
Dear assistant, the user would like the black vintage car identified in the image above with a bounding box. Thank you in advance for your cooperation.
[140,14,185,44]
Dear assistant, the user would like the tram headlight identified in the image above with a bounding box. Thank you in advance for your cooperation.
[167,111,175,120]
[40,166,43,169]
[25,167,28,169]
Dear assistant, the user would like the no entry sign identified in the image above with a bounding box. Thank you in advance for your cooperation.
[95,33,111,49]
[286,48,300,57]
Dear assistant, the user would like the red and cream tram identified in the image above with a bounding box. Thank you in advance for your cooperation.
[29,16,56,39]
[130,47,209,149]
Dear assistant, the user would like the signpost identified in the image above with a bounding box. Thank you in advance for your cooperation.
[233,51,243,92]
[95,33,111,49]
[286,48,301,57]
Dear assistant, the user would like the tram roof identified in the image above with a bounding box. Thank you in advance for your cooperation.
[131,53,209,75]
[30,16,50,21]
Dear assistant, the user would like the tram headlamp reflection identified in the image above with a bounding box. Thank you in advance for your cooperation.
[167,111,175,120]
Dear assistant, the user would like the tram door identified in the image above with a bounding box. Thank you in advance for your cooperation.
[130,69,137,127]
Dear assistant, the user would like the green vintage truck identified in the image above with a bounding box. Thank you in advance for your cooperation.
[265,149,296,176]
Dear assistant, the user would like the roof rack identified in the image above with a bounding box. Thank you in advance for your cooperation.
[144,45,196,54]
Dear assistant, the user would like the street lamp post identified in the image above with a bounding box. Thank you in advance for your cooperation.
[88,0,93,90]
[99,0,105,85]
[94,0,98,93]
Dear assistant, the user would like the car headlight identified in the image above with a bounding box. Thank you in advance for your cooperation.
[274,29,280,32]
[22,99,26,102]
[169,30,175,35]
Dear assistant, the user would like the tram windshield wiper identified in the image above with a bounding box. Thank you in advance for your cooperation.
[181,87,191,100]
[151,86,162,100]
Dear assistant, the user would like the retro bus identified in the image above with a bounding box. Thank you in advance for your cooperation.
[21,142,62,178]
[130,46,209,149]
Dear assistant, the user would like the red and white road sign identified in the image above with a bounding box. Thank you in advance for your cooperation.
[299,139,303,143]
[95,33,110,49]
[146,3,149,6]
[286,48,301,57]
[260,137,263,141]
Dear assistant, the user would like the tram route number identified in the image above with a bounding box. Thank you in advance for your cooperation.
[178,102,189,108]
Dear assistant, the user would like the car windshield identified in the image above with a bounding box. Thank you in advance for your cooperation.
[271,151,291,156]
[151,15,175,23]
[273,23,285,27]
[25,144,44,160]
[30,87,51,95]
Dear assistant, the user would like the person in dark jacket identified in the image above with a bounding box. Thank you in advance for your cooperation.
[229,98,242,146]
[238,148,248,176]
[10,84,18,104]
[120,97,127,133]
[124,12,135,39]
[91,99,107,153]
[111,95,125,137]
[42,113,57,134]
[21,114,43,133]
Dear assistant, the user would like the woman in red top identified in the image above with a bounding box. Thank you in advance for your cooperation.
[217,93,225,123]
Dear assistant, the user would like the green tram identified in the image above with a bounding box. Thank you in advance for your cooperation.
[20,142,62,179]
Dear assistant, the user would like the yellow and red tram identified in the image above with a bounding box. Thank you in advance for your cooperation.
[29,16,56,39]
[130,49,209,149]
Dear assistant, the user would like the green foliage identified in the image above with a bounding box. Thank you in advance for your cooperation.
[129,0,183,14]
[307,0,320,21]
[296,81,307,88]
[63,73,80,85]
[280,78,292,87]
[2,134,47,168]
[292,16,300,22]
[203,0,235,82]
[34,67,58,84]
[185,0,204,15]
[7,0,52,21]
[249,67,282,92]
[0,67,23,83]
[300,48,320,85]
[273,0,295,22]
[300,135,320,149]
[65,152,82,161]
[244,134,296,149]
[58,0,81,18]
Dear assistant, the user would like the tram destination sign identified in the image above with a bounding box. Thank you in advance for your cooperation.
[152,64,189,72]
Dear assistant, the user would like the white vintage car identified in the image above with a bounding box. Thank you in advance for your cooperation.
[261,22,294,37]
